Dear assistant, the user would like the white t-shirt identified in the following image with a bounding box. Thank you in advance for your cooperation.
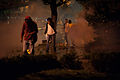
[47,24,55,35]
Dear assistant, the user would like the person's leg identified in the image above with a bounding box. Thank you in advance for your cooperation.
[65,32,68,48]
[65,32,68,44]
[29,40,34,55]
[46,35,50,52]
[23,40,28,55]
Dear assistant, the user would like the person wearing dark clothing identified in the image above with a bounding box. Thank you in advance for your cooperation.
[44,18,56,53]
[21,16,38,55]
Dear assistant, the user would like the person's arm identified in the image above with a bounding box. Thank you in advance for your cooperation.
[65,23,69,32]
[21,23,25,42]
[63,23,65,29]
[44,23,48,34]
[35,24,38,33]
[51,22,57,34]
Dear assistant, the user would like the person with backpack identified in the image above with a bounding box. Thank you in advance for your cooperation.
[21,16,38,55]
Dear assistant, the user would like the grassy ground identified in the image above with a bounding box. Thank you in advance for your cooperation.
[18,69,107,80]
[0,43,80,80]
[1,44,120,80]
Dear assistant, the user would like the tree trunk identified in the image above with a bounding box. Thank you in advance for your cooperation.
[50,0,57,52]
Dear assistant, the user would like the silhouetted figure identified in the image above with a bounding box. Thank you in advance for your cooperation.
[69,20,72,28]
[64,19,69,46]
[64,19,73,47]
[44,18,56,53]
[21,16,38,55]
[64,19,69,29]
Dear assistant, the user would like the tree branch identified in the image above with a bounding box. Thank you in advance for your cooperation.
[57,0,70,7]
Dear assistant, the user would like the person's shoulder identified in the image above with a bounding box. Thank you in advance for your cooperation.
[32,21,37,24]
[46,23,48,26]
[32,21,38,27]
[50,22,54,25]
[67,22,69,24]
[23,21,26,24]
[23,22,27,26]
[66,23,69,26]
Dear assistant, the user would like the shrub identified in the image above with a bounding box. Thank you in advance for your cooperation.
[59,52,83,69]
[22,69,106,80]
[0,54,61,79]
[90,52,120,73]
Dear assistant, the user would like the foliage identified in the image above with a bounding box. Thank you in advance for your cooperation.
[0,51,84,79]
[22,69,107,80]
[0,54,61,79]
[90,52,120,73]
[59,52,83,69]
[0,0,28,10]
[77,0,120,23]
[77,0,120,53]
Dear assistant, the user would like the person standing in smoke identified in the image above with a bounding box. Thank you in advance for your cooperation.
[64,19,73,47]
[68,20,72,28]
[64,19,69,47]
[21,16,38,55]
[44,18,56,53]
[68,19,73,47]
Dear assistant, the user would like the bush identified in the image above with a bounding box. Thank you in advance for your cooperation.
[90,52,120,73]
[21,69,106,80]
[59,53,83,69]
[0,53,83,79]
[0,54,61,79]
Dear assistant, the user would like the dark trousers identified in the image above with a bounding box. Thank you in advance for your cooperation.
[46,34,56,52]
[65,32,68,45]
[23,40,34,55]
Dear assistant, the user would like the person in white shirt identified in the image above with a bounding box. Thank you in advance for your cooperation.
[44,18,56,53]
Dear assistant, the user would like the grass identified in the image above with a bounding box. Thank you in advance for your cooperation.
[0,54,61,80]
[18,69,107,80]
[0,44,82,80]
[1,44,120,80]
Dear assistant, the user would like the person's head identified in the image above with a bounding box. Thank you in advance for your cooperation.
[25,16,32,23]
[65,19,68,23]
[47,18,52,24]
[69,20,72,24]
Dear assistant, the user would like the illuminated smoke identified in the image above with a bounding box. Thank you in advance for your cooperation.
[0,1,50,58]
[67,8,96,55]
[0,0,97,58]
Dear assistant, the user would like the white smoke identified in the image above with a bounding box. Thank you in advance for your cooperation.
[0,1,50,58]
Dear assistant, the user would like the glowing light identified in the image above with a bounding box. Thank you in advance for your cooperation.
[63,0,66,2]
[27,49,30,54]
[25,0,29,3]
[38,27,42,30]
[66,1,71,6]
[25,6,29,9]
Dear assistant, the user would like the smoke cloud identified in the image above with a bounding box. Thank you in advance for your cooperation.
[67,8,96,55]
[0,1,50,58]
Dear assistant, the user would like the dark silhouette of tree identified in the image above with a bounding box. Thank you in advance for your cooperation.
[77,0,120,53]
[76,0,120,22]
